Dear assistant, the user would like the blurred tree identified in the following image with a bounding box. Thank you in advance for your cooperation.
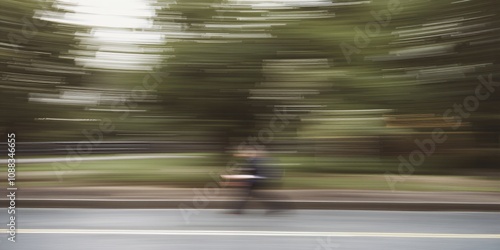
[1,0,499,171]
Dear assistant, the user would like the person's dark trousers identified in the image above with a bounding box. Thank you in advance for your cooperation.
[232,185,253,213]
[231,182,289,213]
[257,185,291,212]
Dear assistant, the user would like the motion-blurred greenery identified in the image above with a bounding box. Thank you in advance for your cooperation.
[1,0,499,188]
[14,155,500,191]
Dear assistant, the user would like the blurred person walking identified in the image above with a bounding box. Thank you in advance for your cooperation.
[222,148,290,215]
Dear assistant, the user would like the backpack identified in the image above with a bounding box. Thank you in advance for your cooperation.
[255,157,284,181]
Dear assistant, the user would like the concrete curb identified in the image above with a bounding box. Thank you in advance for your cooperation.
[3,199,500,211]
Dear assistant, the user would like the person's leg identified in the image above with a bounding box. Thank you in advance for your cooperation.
[258,190,284,212]
[230,186,252,214]
[257,182,293,213]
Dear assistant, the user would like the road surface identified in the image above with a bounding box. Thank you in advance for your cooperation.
[1,209,499,250]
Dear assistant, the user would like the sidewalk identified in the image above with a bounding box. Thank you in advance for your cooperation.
[3,186,499,211]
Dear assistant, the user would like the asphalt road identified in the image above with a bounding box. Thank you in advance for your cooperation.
[1,209,499,250]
